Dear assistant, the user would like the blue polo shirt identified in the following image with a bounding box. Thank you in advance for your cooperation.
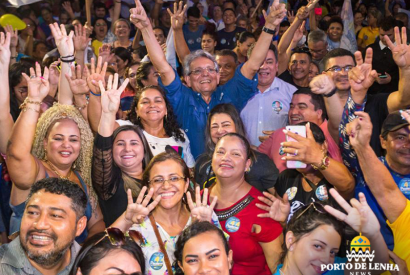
[158,64,258,158]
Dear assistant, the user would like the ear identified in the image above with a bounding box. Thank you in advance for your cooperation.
[285,231,295,251]
[380,135,387,150]
[184,75,192,88]
[228,249,234,269]
[245,158,252,171]
[316,109,323,121]
[178,261,185,273]
[213,41,217,47]
[76,268,83,275]
[43,138,48,153]
[75,216,88,237]
[124,60,129,67]
[216,72,220,85]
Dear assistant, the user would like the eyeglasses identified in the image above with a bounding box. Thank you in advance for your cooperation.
[96,227,145,247]
[325,65,354,73]
[294,202,326,220]
[95,23,107,27]
[148,175,186,186]
[188,67,217,76]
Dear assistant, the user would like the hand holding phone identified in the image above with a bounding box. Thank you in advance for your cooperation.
[285,125,307,169]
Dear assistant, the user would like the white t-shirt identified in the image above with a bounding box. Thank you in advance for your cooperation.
[116,120,195,168]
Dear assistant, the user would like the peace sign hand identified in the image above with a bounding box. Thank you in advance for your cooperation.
[187,186,217,222]
[384,27,410,69]
[99,73,129,114]
[348,48,378,94]
[130,0,151,30]
[21,62,50,102]
[256,192,290,223]
[324,189,380,238]
[168,1,188,31]
[124,187,162,224]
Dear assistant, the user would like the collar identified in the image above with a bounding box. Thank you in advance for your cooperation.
[258,77,280,94]
[379,39,396,50]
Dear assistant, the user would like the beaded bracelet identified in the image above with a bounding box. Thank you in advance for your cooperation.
[19,98,41,110]
[90,90,101,96]
[74,100,89,111]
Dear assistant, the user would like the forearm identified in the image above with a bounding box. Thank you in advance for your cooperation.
[73,94,88,120]
[132,30,142,50]
[151,1,163,24]
[110,212,134,230]
[387,69,410,112]
[58,62,74,104]
[321,159,355,199]
[88,93,102,133]
[98,112,117,137]
[324,95,344,143]
[368,232,389,266]
[24,35,33,56]
[309,9,317,31]
[174,29,190,65]
[278,18,302,55]
[278,38,299,74]
[111,1,121,33]
[75,50,85,68]
[49,84,58,98]
[354,144,407,223]
[10,47,17,66]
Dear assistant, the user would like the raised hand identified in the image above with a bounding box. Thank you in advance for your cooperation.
[73,24,90,52]
[21,62,50,102]
[62,1,75,18]
[263,0,287,30]
[49,22,74,57]
[99,73,129,114]
[187,186,217,222]
[256,192,290,223]
[98,44,114,65]
[306,0,320,12]
[345,111,373,149]
[4,25,17,49]
[281,122,325,166]
[168,1,188,31]
[49,60,61,86]
[293,20,305,43]
[65,64,90,95]
[296,6,309,20]
[310,74,336,95]
[130,0,151,30]
[287,10,295,24]
[348,48,378,94]
[124,187,161,224]
[0,32,11,67]
[324,189,380,238]
[87,56,108,95]
[384,27,410,70]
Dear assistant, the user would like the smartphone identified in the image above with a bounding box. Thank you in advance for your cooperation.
[315,8,322,16]
[286,125,307,169]
[379,74,388,78]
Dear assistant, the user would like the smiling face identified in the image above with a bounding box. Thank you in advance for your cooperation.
[114,21,130,38]
[212,135,251,180]
[258,49,278,88]
[128,64,140,90]
[137,88,167,125]
[287,225,341,275]
[289,53,310,81]
[223,10,235,26]
[354,12,364,26]
[20,190,84,267]
[324,55,354,92]
[141,67,159,87]
[148,159,189,210]
[210,113,237,144]
[308,63,320,82]
[185,57,220,95]
[216,55,236,85]
[288,94,323,125]
[154,28,166,45]
[381,127,410,171]
[89,250,142,275]
[180,231,233,275]
[112,130,145,172]
[94,19,108,39]
[43,119,81,168]
[327,22,343,42]
[237,37,255,57]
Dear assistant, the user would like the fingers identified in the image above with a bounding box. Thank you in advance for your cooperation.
[306,122,314,140]
[299,20,306,32]
[255,202,271,212]
[101,61,108,77]
[354,51,363,66]
[394,26,401,45]
[107,74,113,90]
[209,195,218,210]
[98,80,105,94]
[29,67,36,77]
[148,194,162,211]
[90,57,96,74]
[324,204,347,221]
[35,62,42,77]
[70,64,76,79]
[329,188,352,213]
[384,33,395,49]
[186,191,195,210]
[117,78,129,94]
[196,186,202,205]
[113,73,119,90]
[364,47,373,65]
[136,186,147,204]
[21,72,30,82]
[357,192,369,207]
[127,189,135,205]
[401,26,407,45]
[141,187,154,206]
[283,129,304,142]
[61,23,68,36]
[82,65,89,80]
[42,67,49,81]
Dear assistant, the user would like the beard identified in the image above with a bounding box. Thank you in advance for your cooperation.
[20,229,75,267]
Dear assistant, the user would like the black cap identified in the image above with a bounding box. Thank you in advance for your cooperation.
[381,111,410,138]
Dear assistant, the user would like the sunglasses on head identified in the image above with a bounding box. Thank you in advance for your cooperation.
[294,202,326,220]
[96,227,145,247]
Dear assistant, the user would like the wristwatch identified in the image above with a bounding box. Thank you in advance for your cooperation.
[323,87,337,98]
[262,26,276,35]
[311,155,330,171]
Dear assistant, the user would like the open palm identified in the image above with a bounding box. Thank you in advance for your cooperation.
[385,27,410,69]
[99,73,129,114]
[21,63,50,102]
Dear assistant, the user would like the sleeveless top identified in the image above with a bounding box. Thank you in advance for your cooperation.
[9,170,92,244]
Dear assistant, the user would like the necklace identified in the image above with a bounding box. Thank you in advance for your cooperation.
[45,160,73,180]
[279,268,285,275]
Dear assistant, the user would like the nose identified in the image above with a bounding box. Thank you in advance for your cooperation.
[216,126,225,135]
[162,179,171,189]
[34,212,50,230]
[124,142,132,152]
[62,139,70,148]
[198,260,211,274]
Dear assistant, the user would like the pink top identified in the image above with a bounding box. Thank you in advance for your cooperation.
[258,120,342,172]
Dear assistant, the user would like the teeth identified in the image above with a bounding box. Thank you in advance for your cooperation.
[200,80,211,84]
[61,152,70,155]
[221,164,231,167]
[161,192,175,197]
[32,235,51,240]
[122,156,134,159]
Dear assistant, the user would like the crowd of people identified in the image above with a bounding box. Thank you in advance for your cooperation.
[0,0,409,274]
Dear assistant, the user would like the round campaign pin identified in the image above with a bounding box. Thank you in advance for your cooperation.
[399,178,410,197]
[272,101,283,114]
[286,187,297,200]
[315,185,329,201]
[225,216,241,233]
[149,251,164,270]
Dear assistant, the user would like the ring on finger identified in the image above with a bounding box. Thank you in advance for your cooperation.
[294,149,298,156]
[30,75,36,79]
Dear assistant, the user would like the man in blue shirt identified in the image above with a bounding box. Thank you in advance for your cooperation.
[130,0,287,158]
[183,7,205,51]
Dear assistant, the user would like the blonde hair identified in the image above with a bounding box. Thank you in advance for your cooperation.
[31,103,97,209]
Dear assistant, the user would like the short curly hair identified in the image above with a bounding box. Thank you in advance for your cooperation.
[31,103,97,209]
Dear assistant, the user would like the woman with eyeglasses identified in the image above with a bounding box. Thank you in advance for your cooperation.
[69,230,145,275]
[173,221,232,275]
[110,150,219,275]
[260,188,389,275]
[208,133,283,275]
[274,121,355,223]
[93,74,153,227]
[195,103,279,193]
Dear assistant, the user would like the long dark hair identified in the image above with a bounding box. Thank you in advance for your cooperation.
[69,231,146,275]
[173,221,230,275]
[126,86,185,142]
